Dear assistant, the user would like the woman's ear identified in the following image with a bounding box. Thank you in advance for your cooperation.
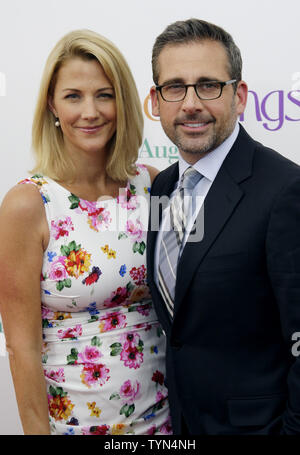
[47,95,57,117]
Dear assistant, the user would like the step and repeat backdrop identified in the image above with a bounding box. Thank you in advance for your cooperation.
[0,0,299,434]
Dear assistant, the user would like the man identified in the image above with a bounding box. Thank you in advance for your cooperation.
[147,18,300,435]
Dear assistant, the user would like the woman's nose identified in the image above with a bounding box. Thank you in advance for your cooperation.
[81,98,99,120]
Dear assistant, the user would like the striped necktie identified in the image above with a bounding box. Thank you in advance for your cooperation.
[158,166,202,318]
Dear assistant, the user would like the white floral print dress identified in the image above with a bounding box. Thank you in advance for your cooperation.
[19,164,172,435]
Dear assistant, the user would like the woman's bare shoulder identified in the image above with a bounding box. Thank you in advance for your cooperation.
[143,164,161,184]
[1,183,44,213]
[0,183,46,235]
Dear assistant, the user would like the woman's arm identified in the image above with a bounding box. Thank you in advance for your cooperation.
[0,184,51,435]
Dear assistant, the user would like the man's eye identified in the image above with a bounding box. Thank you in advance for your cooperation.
[165,84,185,92]
[199,82,220,90]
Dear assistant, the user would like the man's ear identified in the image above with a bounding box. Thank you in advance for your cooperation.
[150,86,160,117]
[235,80,248,116]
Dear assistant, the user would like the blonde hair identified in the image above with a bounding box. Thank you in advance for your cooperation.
[32,29,143,182]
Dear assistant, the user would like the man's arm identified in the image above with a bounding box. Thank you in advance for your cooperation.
[267,174,300,434]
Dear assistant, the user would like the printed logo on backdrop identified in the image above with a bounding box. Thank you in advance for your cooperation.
[142,94,180,163]
[0,72,6,96]
[240,84,300,131]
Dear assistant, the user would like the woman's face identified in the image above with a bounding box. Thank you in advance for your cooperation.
[49,57,117,159]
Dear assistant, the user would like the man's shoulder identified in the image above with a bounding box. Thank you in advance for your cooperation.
[234,125,300,179]
[151,162,178,194]
[252,137,300,177]
[157,161,178,177]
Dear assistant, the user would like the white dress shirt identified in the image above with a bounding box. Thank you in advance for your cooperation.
[154,122,240,288]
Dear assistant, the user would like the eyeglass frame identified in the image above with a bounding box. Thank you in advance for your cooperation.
[155,79,237,102]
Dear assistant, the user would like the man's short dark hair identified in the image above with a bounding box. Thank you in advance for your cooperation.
[152,18,242,89]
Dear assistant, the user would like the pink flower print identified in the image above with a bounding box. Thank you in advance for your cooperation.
[78,346,103,364]
[152,370,164,386]
[137,163,146,172]
[129,265,146,285]
[117,188,138,210]
[80,363,110,388]
[81,425,109,436]
[160,415,172,435]
[48,256,68,281]
[82,266,102,286]
[120,380,141,405]
[88,208,112,231]
[147,425,157,435]
[120,345,143,369]
[44,368,65,383]
[99,312,127,333]
[41,306,55,320]
[136,302,152,316]
[120,332,141,348]
[133,323,152,331]
[126,219,143,241]
[82,425,110,435]
[57,324,82,340]
[156,390,167,404]
[77,199,97,215]
[103,286,130,308]
[51,217,74,240]
[78,200,111,231]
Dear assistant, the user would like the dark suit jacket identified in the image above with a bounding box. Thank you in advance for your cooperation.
[147,125,300,434]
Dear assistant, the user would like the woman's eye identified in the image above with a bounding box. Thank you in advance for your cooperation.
[65,93,79,100]
[97,92,114,99]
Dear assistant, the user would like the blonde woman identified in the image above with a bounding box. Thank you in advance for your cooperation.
[0,30,172,435]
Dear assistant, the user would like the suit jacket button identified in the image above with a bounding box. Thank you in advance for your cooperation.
[171,339,182,350]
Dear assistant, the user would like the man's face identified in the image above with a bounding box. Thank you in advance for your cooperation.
[150,40,247,163]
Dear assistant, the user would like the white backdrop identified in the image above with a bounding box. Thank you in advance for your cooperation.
[0,0,299,434]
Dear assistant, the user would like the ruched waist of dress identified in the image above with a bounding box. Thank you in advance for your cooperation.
[41,300,160,343]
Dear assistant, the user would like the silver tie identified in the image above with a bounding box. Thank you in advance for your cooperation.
[158,167,202,318]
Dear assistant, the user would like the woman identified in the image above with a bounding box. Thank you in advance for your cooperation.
[0,29,172,435]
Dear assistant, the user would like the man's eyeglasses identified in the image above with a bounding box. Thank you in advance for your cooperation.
[155,79,237,102]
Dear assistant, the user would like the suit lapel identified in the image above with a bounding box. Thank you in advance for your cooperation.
[147,163,179,329]
[175,166,244,311]
[147,162,179,276]
[174,125,255,314]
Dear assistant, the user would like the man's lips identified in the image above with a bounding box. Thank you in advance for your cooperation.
[177,120,213,132]
[183,122,208,127]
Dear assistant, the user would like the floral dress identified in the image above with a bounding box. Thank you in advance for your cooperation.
[19,164,172,435]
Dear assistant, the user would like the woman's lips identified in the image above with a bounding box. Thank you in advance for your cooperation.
[77,125,103,134]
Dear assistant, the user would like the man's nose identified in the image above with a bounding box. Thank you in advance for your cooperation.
[181,86,205,112]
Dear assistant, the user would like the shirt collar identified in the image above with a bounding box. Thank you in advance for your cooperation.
[178,121,240,182]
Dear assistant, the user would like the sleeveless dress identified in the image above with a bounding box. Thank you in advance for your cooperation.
[19,164,172,435]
